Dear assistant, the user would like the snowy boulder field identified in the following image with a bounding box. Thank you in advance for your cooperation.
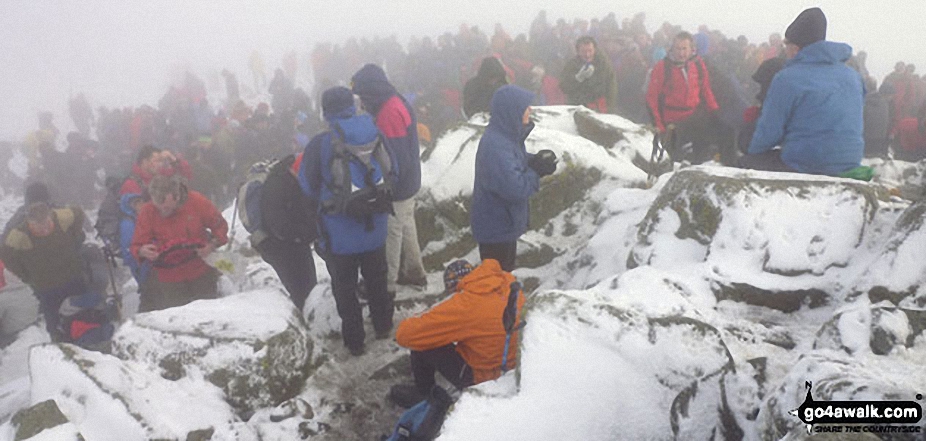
[3,106,926,440]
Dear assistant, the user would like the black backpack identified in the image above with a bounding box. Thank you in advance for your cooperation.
[94,175,143,251]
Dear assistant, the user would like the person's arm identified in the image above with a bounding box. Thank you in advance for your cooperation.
[298,134,324,199]
[0,243,27,284]
[130,205,157,262]
[481,141,540,203]
[395,295,471,351]
[748,75,794,154]
[558,59,581,98]
[645,60,666,131]
[68,207,87,247]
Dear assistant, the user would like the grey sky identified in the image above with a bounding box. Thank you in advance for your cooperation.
[0,0,922,141]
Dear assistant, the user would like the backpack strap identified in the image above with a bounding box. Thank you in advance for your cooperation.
[501,281,525,373]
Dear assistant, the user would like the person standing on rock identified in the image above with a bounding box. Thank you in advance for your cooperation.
[471,85,557,272]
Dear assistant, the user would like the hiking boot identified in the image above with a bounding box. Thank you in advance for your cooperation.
[347,344,365,357]
[388,384,426,409]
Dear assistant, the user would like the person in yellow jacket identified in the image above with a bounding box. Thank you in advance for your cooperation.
[389,258,525,408]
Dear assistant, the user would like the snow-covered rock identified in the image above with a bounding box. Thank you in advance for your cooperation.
[110,289,313,416]
[7,400,78,441]
[28,344,255,441]
[814,302,912,356]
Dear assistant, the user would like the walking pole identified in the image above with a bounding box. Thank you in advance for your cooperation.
[102,246,122,321]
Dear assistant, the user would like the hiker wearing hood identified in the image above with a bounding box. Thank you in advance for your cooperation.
[744,8,864,175]
[463,57,509,118]
[471,85,557,272]
[351,64,428,296]
[299,86,397,356]
[390,259,525,408]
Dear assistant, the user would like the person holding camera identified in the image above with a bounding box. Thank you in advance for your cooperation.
[471,85,557,272]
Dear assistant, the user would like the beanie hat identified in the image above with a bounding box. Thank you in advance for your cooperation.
[321,86,356,120]
[443,259,474,292]
[785,7,827,48]
[24,182,51,205]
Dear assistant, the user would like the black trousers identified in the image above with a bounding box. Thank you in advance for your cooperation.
[326,246,393,351]
[671,107,719,165]
[260,239,317,311]
[410,344,474,394]
[478,241,516,272]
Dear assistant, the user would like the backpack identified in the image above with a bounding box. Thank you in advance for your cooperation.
[58,291,117,351]
[95,174,143,251]
[236,158,281,248]
[386,385,454,441]
[320,127,394,228]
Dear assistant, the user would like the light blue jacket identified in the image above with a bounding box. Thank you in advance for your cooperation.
[748,41,864,175]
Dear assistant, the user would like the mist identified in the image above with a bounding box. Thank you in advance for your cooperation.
[1,0,922,141]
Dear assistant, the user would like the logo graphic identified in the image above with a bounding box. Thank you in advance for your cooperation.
[789,381,923,436]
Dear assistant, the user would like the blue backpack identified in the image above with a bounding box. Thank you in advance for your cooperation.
[385,282,525,440]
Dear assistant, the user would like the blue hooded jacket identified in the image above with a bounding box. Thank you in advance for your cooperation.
[118,193,150,284]
[351,64,421,201]
[748,41,864,175]
[471,85,540,244]
[298,113,396,255]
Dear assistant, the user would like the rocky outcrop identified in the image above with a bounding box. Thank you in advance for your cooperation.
[111,289,313,417]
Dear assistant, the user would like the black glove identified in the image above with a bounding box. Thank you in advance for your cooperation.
[528,149,558,177]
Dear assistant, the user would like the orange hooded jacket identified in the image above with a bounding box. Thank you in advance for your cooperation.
[396,259,525,384]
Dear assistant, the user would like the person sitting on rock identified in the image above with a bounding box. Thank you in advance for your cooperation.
[388,258,525,408]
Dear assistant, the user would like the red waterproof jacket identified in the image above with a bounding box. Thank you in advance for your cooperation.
[646,56,719,132]
[396,259,525,384]
[130,190,227,283]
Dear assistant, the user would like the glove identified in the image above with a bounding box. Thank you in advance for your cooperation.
[574,63,595,82]
[528,150,558,177]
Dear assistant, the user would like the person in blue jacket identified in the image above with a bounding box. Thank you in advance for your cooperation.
[471,85,557,272]
[298,86,397,356]
[118,193,150,287]
[742,7,864,176]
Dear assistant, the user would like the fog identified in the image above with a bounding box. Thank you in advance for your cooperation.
[1,0,922,141]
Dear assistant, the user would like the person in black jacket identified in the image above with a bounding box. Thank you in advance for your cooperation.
[463,57,508,118]
[257,153,318,311]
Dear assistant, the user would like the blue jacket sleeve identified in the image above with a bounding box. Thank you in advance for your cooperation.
[482,141,540,203]
[749,74,794,154]
[119,218,141,279]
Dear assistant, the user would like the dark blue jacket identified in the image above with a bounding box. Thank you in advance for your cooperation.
[471,85,540,244]
[118,193,150,284]
[298,114,396,255]
[748,41,864,175]
[352,64,421,201]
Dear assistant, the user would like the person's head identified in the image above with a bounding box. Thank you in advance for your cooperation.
[350,63,396,115]
[895,61,907,73]
[147,174,184,217]
[25,202,54,237]
[784,7,827,50]
[575,36,597,63]
[443,259,475,293]
[321,86,356,121]
[906,64,916,74]
[136,145,162,174]
[489,85,535,138]
[23,182,51,205]
[477,56,508,83]
[670,32,694,63]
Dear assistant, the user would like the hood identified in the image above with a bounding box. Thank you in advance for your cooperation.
[457,259,516,297]
[790,40,852,66]
[119,192,143,217]
[477,57,508,83]
[329,113,380,146]
[351,64,397,116]
[488,85,535,140]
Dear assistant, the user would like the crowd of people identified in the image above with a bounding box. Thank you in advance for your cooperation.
[2,7,926,428]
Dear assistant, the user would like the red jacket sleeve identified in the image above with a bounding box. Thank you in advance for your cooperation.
[646,60,666,131]
[195,193,228,246]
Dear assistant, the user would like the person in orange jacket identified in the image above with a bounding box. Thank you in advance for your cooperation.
[388,258,525,408]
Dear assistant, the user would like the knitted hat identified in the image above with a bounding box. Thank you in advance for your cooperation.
[785,8,827,48]
[321,86,355,120]
[443,259,474,292]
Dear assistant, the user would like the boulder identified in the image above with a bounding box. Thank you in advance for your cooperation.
[629,167,891,310]
[28,344,255,441]
[10,399,80,441]
[111,289,313,417]
[814,302,912,355]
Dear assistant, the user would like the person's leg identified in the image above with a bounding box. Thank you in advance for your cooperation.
[35,279,84,341]
[187,267,220,304]
[360,246,393,338]
[327,253,365,352]
[397,199,427,287]
[385,205,403,294]
[479,242,517,272]
[410,344,474,394]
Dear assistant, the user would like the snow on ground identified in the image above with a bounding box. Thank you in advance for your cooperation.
[1,106,925,440]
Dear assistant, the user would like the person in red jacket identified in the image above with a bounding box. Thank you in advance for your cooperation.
[646,31,720,164]
[388,258,525,408]
[130,174,227,312]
